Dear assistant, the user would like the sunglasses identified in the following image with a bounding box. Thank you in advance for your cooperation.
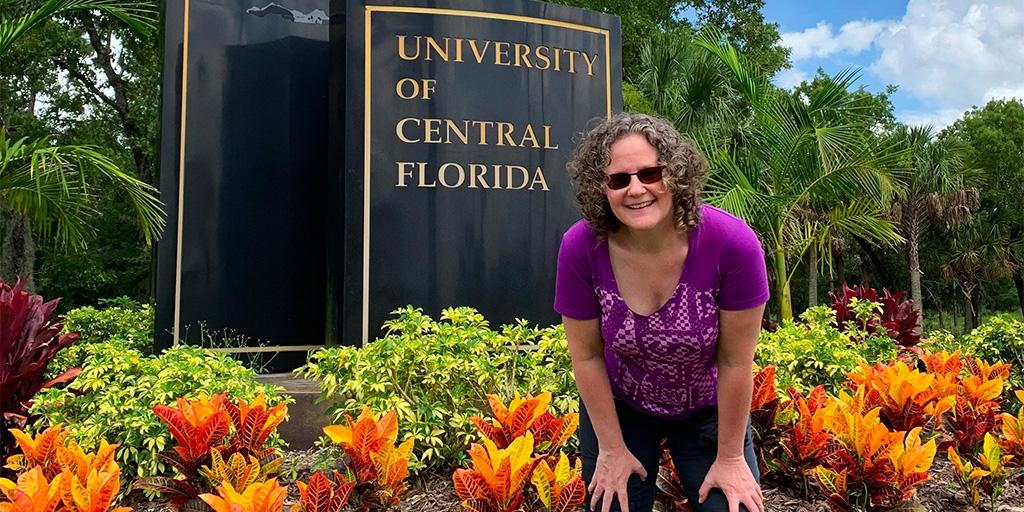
[606,166,664,190]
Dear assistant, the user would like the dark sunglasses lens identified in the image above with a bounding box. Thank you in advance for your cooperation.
[607,174,631,189]
[638,167,663,184]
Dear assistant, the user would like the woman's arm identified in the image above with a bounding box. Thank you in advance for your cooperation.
[563,316,647,512]
[697,304,765,512]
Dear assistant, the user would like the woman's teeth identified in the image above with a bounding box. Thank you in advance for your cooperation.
[626,200,654,210]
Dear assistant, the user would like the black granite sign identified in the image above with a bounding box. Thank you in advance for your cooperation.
[157,0,620,361]
[156,0,329,368]
[335,0,621,345]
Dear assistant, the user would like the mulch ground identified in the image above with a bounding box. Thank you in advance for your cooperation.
[122,447,1024,512]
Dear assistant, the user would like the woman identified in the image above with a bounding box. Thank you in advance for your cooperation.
[554,113,768,512]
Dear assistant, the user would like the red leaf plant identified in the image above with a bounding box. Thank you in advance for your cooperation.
[828,283,922,353]
[0,276,80,466]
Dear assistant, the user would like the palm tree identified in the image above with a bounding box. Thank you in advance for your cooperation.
[889,125,981,321]
[694,30,907,320]
[940,215,1016,330]
[0,0,162,284]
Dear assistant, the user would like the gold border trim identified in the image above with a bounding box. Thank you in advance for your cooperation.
[362,6,372,346]
[362,4,613,345]
[173,0,191,345]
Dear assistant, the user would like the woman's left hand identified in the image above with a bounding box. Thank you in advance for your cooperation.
[697,455,764,512]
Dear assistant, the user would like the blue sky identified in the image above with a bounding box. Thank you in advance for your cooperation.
[694,1,1024,129]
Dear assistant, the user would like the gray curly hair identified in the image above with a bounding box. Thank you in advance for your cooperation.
[567,113,707,241]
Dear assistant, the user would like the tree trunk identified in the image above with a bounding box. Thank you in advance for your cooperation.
[853,235,894,286]
[938,306,944,329]
[835,249,845,291]
[0,207,36,293]
[808,245,817,307]
[962,285,974,331]
[1014,274,1024,320]
[970,285,980,330]
[860,256,871,288]
[908,233,923,312]
[776,224,793,321]
[907,231,923,335]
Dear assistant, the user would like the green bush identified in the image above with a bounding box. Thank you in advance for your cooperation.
[49,303,154,377]
[755,306,897,396]
[928,313,1024,400]
[297,306,576,472]
[31,342,288,482]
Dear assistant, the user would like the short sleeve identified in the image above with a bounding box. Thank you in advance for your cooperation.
[554,223,601,320]
[717,222,770,311]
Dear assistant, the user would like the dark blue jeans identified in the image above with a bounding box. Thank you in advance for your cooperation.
[579,396,759,512]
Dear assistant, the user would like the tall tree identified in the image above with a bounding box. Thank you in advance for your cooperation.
[551,0,790,81]
[0,0,163,287]
[942,99,1024,318]
[694,30,906,321]
[788,72,900,304]
[940,213,1016,330]
[888,125,980,322]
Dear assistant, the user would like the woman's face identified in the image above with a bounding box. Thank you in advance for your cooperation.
[605,134,674,233]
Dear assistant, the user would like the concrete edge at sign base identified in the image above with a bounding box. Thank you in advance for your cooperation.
[255,373,340,450]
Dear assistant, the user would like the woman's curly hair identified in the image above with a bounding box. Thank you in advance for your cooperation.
[567,113,708,241]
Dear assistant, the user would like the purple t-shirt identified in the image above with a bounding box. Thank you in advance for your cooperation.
[554,204,770,419]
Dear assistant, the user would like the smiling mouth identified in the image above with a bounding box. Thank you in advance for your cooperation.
[626,200,654,210]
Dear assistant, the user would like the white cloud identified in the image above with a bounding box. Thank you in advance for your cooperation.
[896,108,967,129]
[782,20,891,62]
[871,0,1024,118]
[772,68,809,90]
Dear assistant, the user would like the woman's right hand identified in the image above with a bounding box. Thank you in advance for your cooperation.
[588,444,648,512]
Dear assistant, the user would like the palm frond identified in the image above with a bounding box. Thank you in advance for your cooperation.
[0,0,158,56]
[0,128,164,248]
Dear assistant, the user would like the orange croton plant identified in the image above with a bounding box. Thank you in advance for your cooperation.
[453,432,538,512]
[529,453,586,512]
[5,424,69,479]
[470,392,579,458]
[2,435,130,512]
[289,471,356,512]
[322,408,414,511]
[199,479,288,512]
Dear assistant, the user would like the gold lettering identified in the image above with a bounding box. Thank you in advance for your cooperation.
[564,49,579,73]
[519,124,539,148]
[496,122,515,146]
[494,41,510,66]
[469,164,490,188]
[472,120,493,145]
[453,37,464,62]
[417,162,435,187]
[553,48,561,71]
[506,165,529,190]
[396,161,415,187]
[492,164,503,189]
[543,125,558,150]
[445,119,469,144]
[535,45,551,70]
[425,36,449,61]
[584,52,598,76]
[529,167,550,191]
[438,163,465,188]
[423,118,441,143]
[469,39,491,63]
[396,118,420,143]
[514,43,533,68]
[396,35,420,60]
